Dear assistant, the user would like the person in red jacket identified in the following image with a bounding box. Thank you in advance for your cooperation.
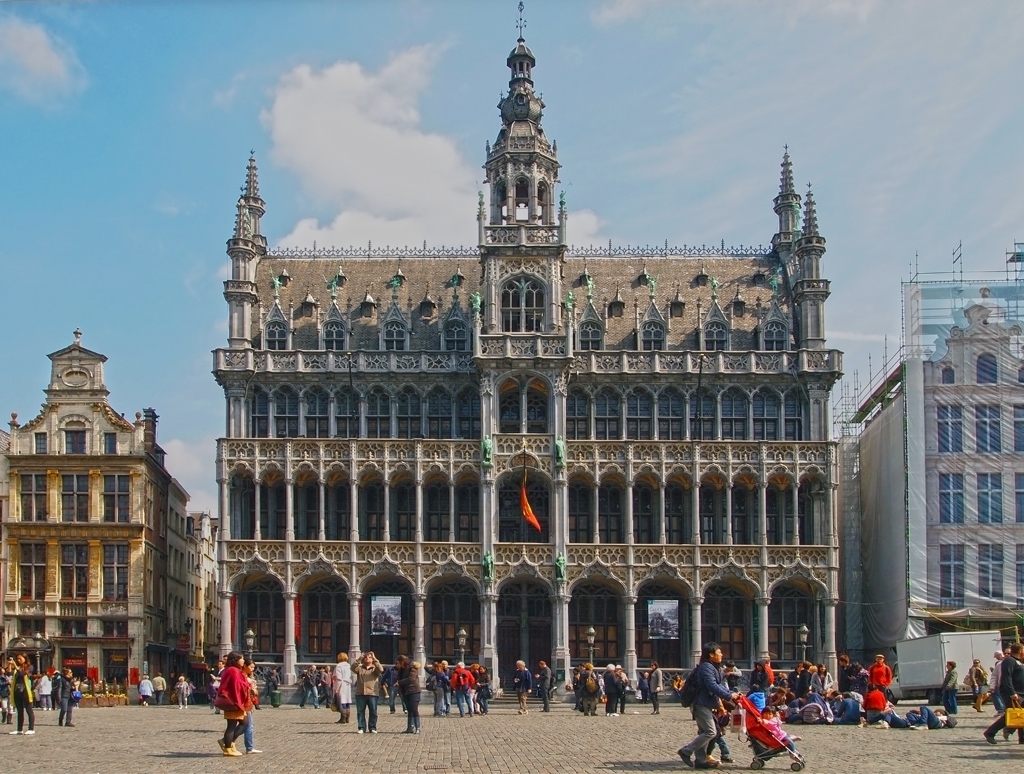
[215,652,253,757]
[868,655,893,692]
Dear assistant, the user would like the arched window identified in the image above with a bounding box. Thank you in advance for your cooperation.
[665,482,691,543]
[364,579,414,664]
[731,483,754,544]
[598,483,624,543]
[423,482,448,541]
[690,390,715,440]
[501,277,545,333]
[444,321,469,352]
[304,580,350,658]
[455,482,480,542]
[941,367,955,384]
[784,393,803,441]
[658,388,685,440]
[626,390,654,440]
[265,321,287,351]
[579,321,602,350]
[250,388,269,438]
[537,182,549,224]
[304,388,329,438]
[230,475,255,539]
[700,482,724,543]
[514,178,530,221]
[428,581,481,663]
[366,389,391,439]
[390,480,415,541]
[641,321,665,351]
[595,389,621,440]
[636,583,687,667]
[325,478,350,540]
[275,388,299,438]
[526,380,548,433]
[334,388,357,438]
[359,480,385,540]
[704,321,728,351]
[499,378,549,433]
[498,479,549,543]
[768,586,814,662]
[763,321,786,351]
[499,380,520,434]
[568,482,592,542]
[753,391,781,440]
[426,389,453,439]
[702,585,748,662]
[456,388,481,439]
[633,482,657,543]
[567,389,591,440]
[295,479,319,539]
[720,389,748,440]
[259,480,286,539]
[323,321,345,351]
[241,579,285,655]
[383,321,406,351]
[766,484,795,544]
[396,388,422,439]
[568,583,620,661]
[977,354,998,384]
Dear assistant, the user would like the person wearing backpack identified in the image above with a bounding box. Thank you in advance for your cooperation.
[649,662,664,715]
[451,662,475,717]
[677,643,741,770]
[580,662,602,716]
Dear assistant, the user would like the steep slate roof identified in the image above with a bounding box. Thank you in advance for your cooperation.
[253,248,787,352]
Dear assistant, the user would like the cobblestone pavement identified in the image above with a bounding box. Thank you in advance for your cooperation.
[1,699,1021,774]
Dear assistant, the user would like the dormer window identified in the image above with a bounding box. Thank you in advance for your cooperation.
[733,298,746,317]
[704,321,728,351]
[670,297,685,318]
[444,321,469,352]
[419,298,437,319]
[323,321,346,351]
[579,321,602,351]
[265,321,287,351]
[763,321,786,352]
[752,271,766,287]
[383,321,407,351]
[941,367,955,385]
[608,298,625,318]
[641,321,665,351]
[977,354,998,384]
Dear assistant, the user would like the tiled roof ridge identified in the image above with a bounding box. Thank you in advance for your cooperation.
[266,243,775,259]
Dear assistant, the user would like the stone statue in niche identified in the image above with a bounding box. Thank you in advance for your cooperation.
[482,550,495,581]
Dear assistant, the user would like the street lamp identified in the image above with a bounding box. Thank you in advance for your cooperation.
[797,624,809,664]
[586,626,596,665]
[457,628,467,663]
[243,628,255,663]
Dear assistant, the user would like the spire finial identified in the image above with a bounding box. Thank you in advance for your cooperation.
[779,146,794,195]
[244,153,260,198]
[73,328,82,346]
[803,183,819,236]
[517,1,527,39]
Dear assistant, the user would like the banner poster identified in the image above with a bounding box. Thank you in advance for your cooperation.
[370,595,403,635]
[647,599,680,639]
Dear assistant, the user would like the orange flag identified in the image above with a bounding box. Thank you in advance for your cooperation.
[520,467,542,532]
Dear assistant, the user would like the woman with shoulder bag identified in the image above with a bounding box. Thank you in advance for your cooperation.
[215,652,253,756]
[476,667,492,715]
[968,659,990,712]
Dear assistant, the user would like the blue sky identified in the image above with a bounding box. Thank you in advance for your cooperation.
[2,0,1023,512]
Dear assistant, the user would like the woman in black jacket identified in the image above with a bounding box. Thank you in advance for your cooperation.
[398,662,422,734]
[748,661,770,697]
[57,668,77,727]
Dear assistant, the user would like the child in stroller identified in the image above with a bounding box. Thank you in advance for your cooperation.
[735,695,806,771]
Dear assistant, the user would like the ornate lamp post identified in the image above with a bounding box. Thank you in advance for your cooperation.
[457,628,467,663]
[586,626,596,665]
[797,624,809,664]
[243,628,255,663]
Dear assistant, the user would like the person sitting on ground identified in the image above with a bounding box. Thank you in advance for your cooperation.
[834,692,862,725]
[863,684,888,723]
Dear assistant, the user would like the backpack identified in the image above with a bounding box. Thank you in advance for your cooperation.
[452,671,467,690]
[585,672,599,694]
[679,671,701,708]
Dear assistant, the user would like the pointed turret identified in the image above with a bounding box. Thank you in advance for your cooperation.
[802,185,819,237]
[793,183,829,349]
[772,147,802,246]
[224,153,266,349]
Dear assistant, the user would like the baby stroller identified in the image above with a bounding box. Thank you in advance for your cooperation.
[735,695,806,771]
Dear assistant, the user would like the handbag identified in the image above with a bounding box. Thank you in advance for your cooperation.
[1005,697,1024,729]
[214,692,238,712]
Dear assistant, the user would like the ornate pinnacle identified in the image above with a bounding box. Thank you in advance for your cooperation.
[245,152,260,199]
[803,184,819,236]
[779,146,795,195]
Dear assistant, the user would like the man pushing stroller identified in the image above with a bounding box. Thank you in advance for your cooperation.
[677,643,742,769]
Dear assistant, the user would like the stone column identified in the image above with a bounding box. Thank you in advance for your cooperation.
[690,597,703,667]
[553,588,570,690]
[348,592,362,662]
[625,481,635,545]
[691,480,701,544]
[724,484,733,545]
[758,482,768,546]
[285,477,295,542]
[592,481,600,543]
[413,593,427,668]
[253,479,262,541]
[318,479,326,541]
[283,591,297,683]
[757,596,771,661]
[658,483,667,544]
[823,599,838,675]
[219,589,233,659]
[382,479,391,542]
[789,485,799,546]
[447,480,456,543]
[624,595,638,683]
[349,479,359,542]
[480,591,498,677]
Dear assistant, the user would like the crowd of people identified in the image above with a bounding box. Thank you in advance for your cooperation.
[0,654,84,734]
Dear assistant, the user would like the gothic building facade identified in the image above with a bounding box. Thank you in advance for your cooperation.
[213,35,843,686]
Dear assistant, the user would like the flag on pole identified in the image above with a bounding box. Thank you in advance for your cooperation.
[520,454,542,532]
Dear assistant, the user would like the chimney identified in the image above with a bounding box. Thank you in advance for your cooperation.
[143,408,159,453]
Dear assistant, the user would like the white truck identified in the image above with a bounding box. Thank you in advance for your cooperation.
[893,630,1003,704]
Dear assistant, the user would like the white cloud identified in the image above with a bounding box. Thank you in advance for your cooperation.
[0,16,85,104]
[592,0,672,27]
[264,46,480,249]
[164,436,217,514]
